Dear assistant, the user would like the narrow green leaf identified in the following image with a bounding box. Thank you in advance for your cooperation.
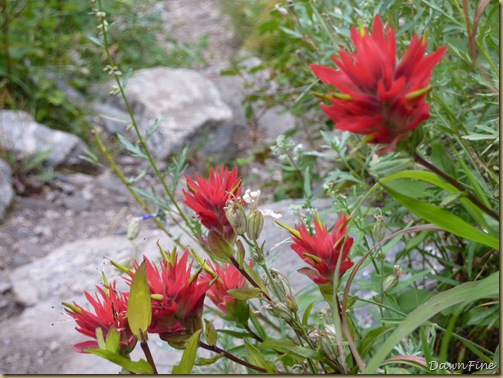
[194,353,224,366]
[258,340,322,360]
[380,170,496,236]
[382,185,499,250]
[245,340,267,369]
[105,327,121,354]
[358,326,395,359]
[86,349,153,374]
[242,263,269,296]
[302,301,315,327]
[171,329,202,374]
[227,287,264,300]
[128,261,152,340]
[88,35,103,46]
[365,272,499,373]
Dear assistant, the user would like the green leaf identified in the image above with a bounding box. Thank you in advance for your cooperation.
[86,349,153,374]
[245,340,267,370]
[380,170,496,236]
[242,263,269,296]
[194,353,224,366]
[382,185,499,250]
[365,272,499,373]
[128,261,152,340]
[171,329,202,374]
[302,301,315,327]
[88,35,103,46]
[358,326,395,359]
[105,327,121,354]
[258,340,322,361]
[227,287,264,300]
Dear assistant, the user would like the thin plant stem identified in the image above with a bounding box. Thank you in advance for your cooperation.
[229,255,272,302]
[413,151,499,220]
[95,0,195,235]
[140,337,158,375]
[198,341,273,373]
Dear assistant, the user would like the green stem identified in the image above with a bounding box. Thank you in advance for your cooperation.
[95,0,195,236]
[413,151,498,220]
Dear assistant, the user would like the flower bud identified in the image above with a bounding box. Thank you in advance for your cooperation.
[372,212,385,242]
[246,208,264,241]
[267,268,294,303]
[127,218,141,240]
[207,230,235,262]
[383,265,403,293]
[267,301,294,322]
[319,325,339,361]
[224,198,247,235]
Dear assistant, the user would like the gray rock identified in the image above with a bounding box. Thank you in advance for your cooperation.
[0,159,14,220]
[97,67,233,160]
[62,194,91,213]
[0,110,88,168]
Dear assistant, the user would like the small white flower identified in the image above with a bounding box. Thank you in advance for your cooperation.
[259,208,282,219]
[243,189,261,205]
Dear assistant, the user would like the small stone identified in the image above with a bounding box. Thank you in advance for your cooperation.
[0,271,12,293]
[62,195,90,212]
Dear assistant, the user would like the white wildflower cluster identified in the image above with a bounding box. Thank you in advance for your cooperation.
[270,135,295,163]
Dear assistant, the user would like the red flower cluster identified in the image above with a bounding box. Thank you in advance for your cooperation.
[289,215,354,285]
[202,262,248,314]
[133,250,210,349]
[310,15,446,153]
[183,166,242,240]
[63,283,136,353]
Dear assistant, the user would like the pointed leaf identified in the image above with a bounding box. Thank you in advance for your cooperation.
[86,349,153,374]
[365,272,499,373]
[245,340,267,369]
[172,329,202,374]
[382,185,499,250]
[258,340,322,360]
[227,287,264,300]
[128,261,152,340]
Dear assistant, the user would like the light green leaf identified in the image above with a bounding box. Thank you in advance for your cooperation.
[171,329,202,374]
[227,287,264,300]
[128,261,152,340]
[245,340,267,369]
[105,327,121,354]
[382,185,499,250]
[358,326,395,359]
[242,263,269,296]
[258,340,322,360]
[194,353,224,366]
[86,349,153,374]
[365,272,499,373]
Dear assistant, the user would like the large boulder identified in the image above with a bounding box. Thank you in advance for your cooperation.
[96,67,233,160]
[0,159,14,220]
[0,110,88,168]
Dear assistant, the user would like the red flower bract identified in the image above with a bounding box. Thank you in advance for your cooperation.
[310,15,446,153]
[183,166,242,240]
[202,262,248,314]
[289,215,354,285]
[133,250,210,349]
[63,282,135,354]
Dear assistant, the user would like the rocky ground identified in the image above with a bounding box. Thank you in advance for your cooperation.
[0,0,311,374]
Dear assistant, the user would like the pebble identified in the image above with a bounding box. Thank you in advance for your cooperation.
[0,271,12,293]
[62,195,90,212]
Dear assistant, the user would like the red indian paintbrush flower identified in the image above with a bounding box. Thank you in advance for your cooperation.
[202,261,248,314]
[310,15,446,153]
[289,215,354,285]
[63,282,136,353]
[183,166,242,240]
[131,250,209,349]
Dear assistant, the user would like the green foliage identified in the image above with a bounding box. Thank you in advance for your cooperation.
[0,0,207,140]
